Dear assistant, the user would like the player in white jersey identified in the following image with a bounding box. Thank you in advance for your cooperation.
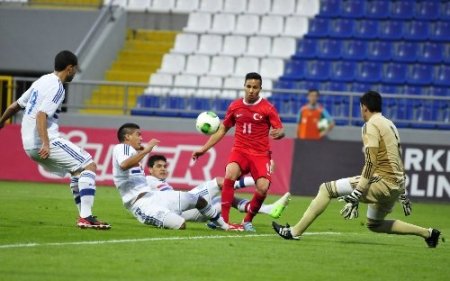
[146,155,291,223]
[0,50,110,229]
[112,123,241,230]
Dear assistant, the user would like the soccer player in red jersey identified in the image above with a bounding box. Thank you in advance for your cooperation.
[192,72,285,231]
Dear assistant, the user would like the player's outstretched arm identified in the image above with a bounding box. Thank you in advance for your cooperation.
[120,139,160,170]
[0,102,22,130]
[270,128,285,140]
[192,124,229,160]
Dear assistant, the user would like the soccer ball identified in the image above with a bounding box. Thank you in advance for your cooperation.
[317,118,329,132]
[196,111,220,135]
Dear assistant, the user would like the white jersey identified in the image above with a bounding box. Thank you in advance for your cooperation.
[146,175,174,191]
[112,143,152,208]
[17,73,64,150]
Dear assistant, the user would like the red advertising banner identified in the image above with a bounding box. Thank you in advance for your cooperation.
[0,125,292,195]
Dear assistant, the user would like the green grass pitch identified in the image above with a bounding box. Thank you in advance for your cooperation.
[0,181,448,281]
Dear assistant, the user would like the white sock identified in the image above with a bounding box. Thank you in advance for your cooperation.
[234,197,249,212]
[70,176,81,213]
[78,170,96,218]
[234,177,255,190]
[258,204,272,215]
[199,204,228,230]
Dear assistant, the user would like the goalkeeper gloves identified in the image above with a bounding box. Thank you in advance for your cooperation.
[398,193,412,216]
[339,189,362,220]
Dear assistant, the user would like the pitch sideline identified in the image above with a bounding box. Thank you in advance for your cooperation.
[0,232,344,249]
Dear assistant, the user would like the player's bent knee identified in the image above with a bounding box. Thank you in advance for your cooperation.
[366,219,383,232]
[83,162,97,172]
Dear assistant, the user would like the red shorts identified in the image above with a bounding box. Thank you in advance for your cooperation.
[227,150,272,182]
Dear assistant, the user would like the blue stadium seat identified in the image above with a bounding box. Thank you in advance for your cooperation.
[273,80,296,90]
[340,40,367,61]
[339,0,364,18]
[316,39,341,59]
[366,41,392,62]
[415,1,439,20]
[406,64,433,85]
[434,65,450,86]
[377,21,403,40]
[429,22,450,42]
[351,82,375,93]
[296,81,320,91]
[390,1,414,19]
[441,1,450,21]
[294,39,317,59]
[434,100,450,129]
[319,0,340,17]
[445,45,450,64]
[307,18,329,37]
[354,62,382,83]
[391,42,417,62]
[416,43,443,64]
[403,85,425,96]
[365,1,389,19]
[328,19,354,38]
[353,20,378,39]
[429,86,449,96]
[282,59,306,80]
[378,84,403,95]
[330,61,355,82]
[320,82,351,91]
[192,97,212,111]
[403,21,429,41]
[382,63,407,84]
[304,60,330,81]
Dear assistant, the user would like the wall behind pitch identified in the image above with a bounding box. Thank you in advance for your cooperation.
[291,139,450,203]
[0,8,99,74]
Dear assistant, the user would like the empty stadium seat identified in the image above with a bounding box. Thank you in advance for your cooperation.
[441,1,450,21]
[330,61,355,82]
[197,76,222,97]
[172,74,198,96]
[198,0,223,13]
[306,18,329,37]
[403,21,429,41]
[341,40,367,61]
[247,36,272,57]
[211,13,236,34]
[223,0,246,14]
[328,19,354,38]
[296,0,320,17]
[284,16,309,37]
[172,33,198,54]
[127,0,150,12]
[222,35,247,56]
[434,65,450,86]
[209,56,235,76]
[304,60,330,81]
[382,63,407,84]
[223,77,242,99]
[429,22,450,42]
[391,42,416,62]
[406,64,433,85]
[145,73,173,95]
[377,21,403,40]
[294,38,317,59]
[235,14,260,35]
[353,20,378,39]
[272,37,296,59]
[260,16,284,36]
[185,55,210,75]
[172,0,199,13]
[248,0,271,15]
[415,1,439,20]
[319,0,340,17]
[390,1,414,19]
[196,34,223,55]
[183,12,212,33]
[260,58,284,80]
[272,0,296,16]
[378,84,403,95]
[365,0,389,19]
[316,39,341,59]
[354,62,381,83]
[340,0,364,18]
[234,57,259,77]
[148,0,175,12]
[416,43,443,64]
[282,59,306,80]
[366,41,391,62]
[159,54,186,74]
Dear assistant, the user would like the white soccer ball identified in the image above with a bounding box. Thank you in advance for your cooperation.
[196,111,220,135]
[317,118,329,132]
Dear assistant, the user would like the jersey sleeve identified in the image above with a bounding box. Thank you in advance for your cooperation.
[16,88,33,108]
[37,83,64,117]
[321,108,334,122]
[268,104,283,129]
[114,144,135,168]
[222,103,236,128]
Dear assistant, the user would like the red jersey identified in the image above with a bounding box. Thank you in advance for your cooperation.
[223,97,283,156]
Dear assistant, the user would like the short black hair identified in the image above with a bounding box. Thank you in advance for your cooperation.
[147,154,167,168]
[245,72,262,86]
[308,89,320,96]
[360,91,382,113]
[117,123,140,142]
[54,50,78,71]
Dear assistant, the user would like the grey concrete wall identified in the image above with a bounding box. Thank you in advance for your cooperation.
[0,7,100,74]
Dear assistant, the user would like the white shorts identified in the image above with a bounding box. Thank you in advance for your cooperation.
[130,191,199,229]
[25,138,93,177]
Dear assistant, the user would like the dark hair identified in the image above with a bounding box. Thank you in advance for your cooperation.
[147,154,167,168]
[245,72,262,86]
[54,50,78,71]
[117,123,140,142]
[360,91,382,113]
[308,89,320,96]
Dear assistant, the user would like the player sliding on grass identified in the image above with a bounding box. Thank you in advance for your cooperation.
[273,91,442,248]
[192,72,285,232]
[112,123,240,230]
[0,50,110,230]
[145,154,291,223]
